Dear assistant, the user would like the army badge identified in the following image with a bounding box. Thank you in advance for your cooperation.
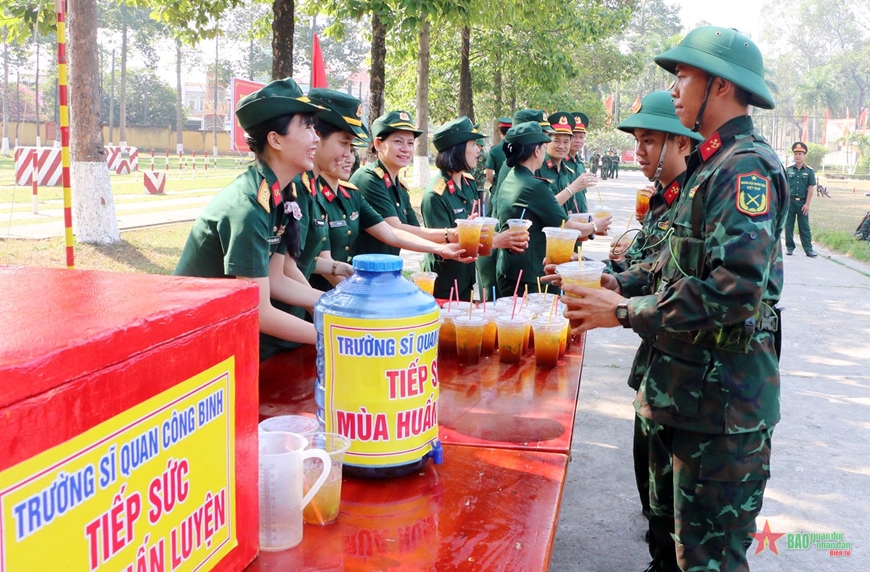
[735,172,770,217]
[542,111,548,121]
[559,116,569,125]
[356,104,363,118]
[399,111,410,121]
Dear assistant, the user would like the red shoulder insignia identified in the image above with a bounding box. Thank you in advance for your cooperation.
[663,180,681,206]
[321,183,335,202]
[735,172,770,217]
[271,180,282,207]
[547,159,554,169]
[700,132,722,161]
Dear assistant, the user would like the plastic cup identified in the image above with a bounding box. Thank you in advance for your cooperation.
[471,308,498,354]
[456,218,485,257]
[593,205,611,236]
[302,432,351,526]
[258,415,320,436]
[411,271,437,295]
[258,432,330,551]
[569,212,593,224]
[506,218,533,242]
[636,189,653,219]
[528,292,558,307]
[556,260,606,290]
[532,318,564,368]
[543,227,582,264]
[453,314,488,365]
[478,217,500,256]
[495,314,530,364]
[439,307,464,354]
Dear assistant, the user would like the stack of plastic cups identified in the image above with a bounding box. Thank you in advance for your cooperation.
[439,306,465,354]
[495,312,530,364]
[478,217,500,257]
[531,315,564,368]
[472,307,498,355]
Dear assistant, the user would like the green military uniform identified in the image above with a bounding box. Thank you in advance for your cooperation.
[491,109,555,199]
[309,177,384,291]
[590,151,600,177]
[485,139,508,179]
[611,152,619,178]
[619,27,786,572]
[539,112,578,215]
[600,152,611,179]
[422,116,485,301]
[784,141,817,256]
[349,110,423,256]
[174,77,324,361]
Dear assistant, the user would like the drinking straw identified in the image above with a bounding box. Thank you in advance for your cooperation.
[523,285,529,309]
[492,287,497,308]
[482,202,486,218]
[520,208,527,219]
[572,196,580,213]
[537,276,542,294]
[448,286,454,310]
[482,288,487,313]
[596,186,603,205]
[454,278,460,303]
[577,246,582,267]
[560,219,565,229]
[510,269,524,319]
[547,294,559,325]
[468,301,473,319]
[626,215,633,229]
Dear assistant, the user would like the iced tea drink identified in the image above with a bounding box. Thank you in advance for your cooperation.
[495,314,529,364]
[411,271,437,295]
[532,318,564,368]
[439,307,465,354]
[453,314,488,365]
[506,218,533,243]
[478,217,499,256]
[635,189,653,219]
[302,433,350,525]
[543,227,582,264]
[593,205,612,236]
[555,260,606,290]
[456,218,485,257]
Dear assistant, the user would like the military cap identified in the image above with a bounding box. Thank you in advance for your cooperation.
[308,88,369,140]
[617,91,703,141]
[548,112,576,135]
[571,112,589,133]
[792,141,808,153]
[433,116,486,151]
[236,78,324,131]
[371,110,423,138]
[498,117,513,130]
[654,26,775,110]
[504,121,552,146]
[512,109,556,134]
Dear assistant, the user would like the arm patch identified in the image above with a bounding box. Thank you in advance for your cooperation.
[735,172,770,217]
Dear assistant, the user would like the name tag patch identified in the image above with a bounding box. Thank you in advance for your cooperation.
[329,220,347,228]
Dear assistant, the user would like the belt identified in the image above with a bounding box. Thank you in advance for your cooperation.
[791,196,805,202]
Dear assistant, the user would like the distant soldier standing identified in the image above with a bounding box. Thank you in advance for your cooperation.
[784,141,818,257]
[591,149,601,176]
[601,150,611,180]
[558,26,787,572]
[611,150,620,178]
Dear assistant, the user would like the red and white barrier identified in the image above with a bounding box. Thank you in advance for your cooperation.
[144,171,167,195]
[104,146,139,172]
[15,147,62,186]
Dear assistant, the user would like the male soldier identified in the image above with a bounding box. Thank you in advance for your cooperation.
[784,141,818,257]
[591,148,601,177]
[565,111,589,173]
[607,90,703,562]
[558,26,786,572]
[485,117,512,188]
[540,112,598,214]
[600,150,611,180]
[611,150,620,178]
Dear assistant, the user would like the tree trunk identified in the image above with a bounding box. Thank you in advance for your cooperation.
[458,25,474,123]
[2,30,9,155]
[272,0,294,80]
[34,39,39,147]
[175,39,183,152]
[68,0,120,244]
[368,13,387,163]
[412,20,430,189]
[119,17,127,146]
[108,49,114,145]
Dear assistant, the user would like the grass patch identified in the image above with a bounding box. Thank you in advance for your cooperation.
[810,176,870,262]
[0,222,194,274]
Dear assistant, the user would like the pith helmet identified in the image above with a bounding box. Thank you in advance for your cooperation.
[792,141,808,153]
[617,91,703,141]
[654,26,775,110]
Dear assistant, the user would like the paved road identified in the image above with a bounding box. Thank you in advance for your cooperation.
[549,171,870,572]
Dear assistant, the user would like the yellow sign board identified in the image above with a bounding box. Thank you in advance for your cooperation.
[0,359,237,572]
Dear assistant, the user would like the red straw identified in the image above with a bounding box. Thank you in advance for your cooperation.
[482,288,487,314]
[448,286,454,310]
[454,278,460,303]
[510,269,524,319]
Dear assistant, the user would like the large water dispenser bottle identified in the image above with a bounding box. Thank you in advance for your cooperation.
[314,254,443,478]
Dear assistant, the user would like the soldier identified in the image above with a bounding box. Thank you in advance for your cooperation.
[540,112,597,214]
[601,150,611,180]
[558,26,786,572]
[485,117,512,188]
[607,89,703,561]
[591,148,601,177]
[492,109,556,195]
[784,141,818,257]
[611,150,620,178]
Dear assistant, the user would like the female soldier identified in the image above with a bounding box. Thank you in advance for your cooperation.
[422,116,528,300]
[173,78,324,356]
[495,122,610,297]
[303,90,470,292]
[350,111,463,255]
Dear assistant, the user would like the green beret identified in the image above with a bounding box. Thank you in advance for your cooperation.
[512,109,556,134]
[617,91,703,141]
[371,110,423,138]
[792,141,808,153]
[235,78,324,131]
[655,26,775,110]
[308,88,369,140]
[504,121,551,146]
[548,112,576,136]
[571,112,589,133]
[433,116,485,151]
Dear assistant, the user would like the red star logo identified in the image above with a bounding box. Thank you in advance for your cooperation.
[750,520,785,555]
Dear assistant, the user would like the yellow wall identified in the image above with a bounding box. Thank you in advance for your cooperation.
[4,121,240,155]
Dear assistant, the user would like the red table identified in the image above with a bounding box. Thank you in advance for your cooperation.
[258,334,585,456]
[245,444,568,571]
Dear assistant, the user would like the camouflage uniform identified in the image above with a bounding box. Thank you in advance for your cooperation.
[619,115,787,572]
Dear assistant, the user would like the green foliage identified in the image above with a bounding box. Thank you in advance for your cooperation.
[586,128,635,154]
[0,1,56,43]
[124,0,245,43]
[102,68,181,127]
[805,142,829,170]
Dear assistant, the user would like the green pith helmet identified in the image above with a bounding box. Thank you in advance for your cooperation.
[617,91,704,141]
[371,110,423,138]
[571,112,589,133]
[235,78,324,130]
[307,88,370,140]
[504,121,552,146]
[792,141,808,153]
[654,26,775,110]
[512,109,556,134]
[548,112,576,136]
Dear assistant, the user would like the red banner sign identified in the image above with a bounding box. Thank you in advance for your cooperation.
[230,78,265,152]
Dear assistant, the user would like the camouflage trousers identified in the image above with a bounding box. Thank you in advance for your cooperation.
[645,420,774,572]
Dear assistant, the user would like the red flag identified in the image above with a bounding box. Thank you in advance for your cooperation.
[604,95,613,126]
[630,95,642,114]
[311,34,327,88]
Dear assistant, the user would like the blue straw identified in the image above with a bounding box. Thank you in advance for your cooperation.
[493,286,497,303]
[520,208,527,219]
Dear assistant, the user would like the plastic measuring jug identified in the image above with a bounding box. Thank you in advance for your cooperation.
[258,432,330,551]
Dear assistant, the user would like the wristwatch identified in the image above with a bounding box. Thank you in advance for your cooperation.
[615,300,631,328]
